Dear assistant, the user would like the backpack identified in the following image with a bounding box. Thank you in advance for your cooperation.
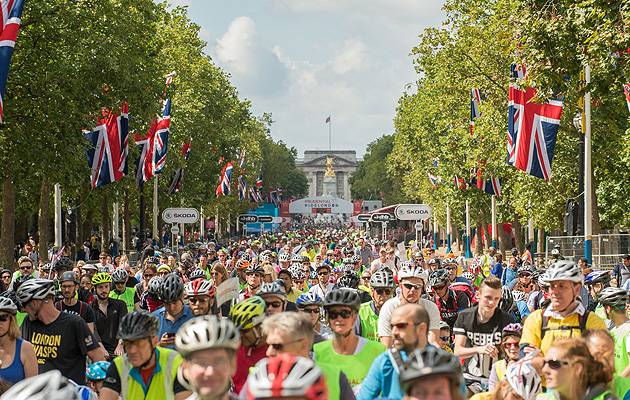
[449,282,478,306]
[540,311,591,340]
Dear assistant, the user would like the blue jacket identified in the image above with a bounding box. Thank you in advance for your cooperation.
[491,262,504,279]
[357,350,405,400]
[502,267,517,286]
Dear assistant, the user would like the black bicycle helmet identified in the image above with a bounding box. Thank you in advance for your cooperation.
[118,311,159,340]
[499,286,514,312]
[399,346,463,392]
[53,256,73,271]
[159,273,184,303]
[245,264,265,276]
[59,271,78,284]
[429,269,450,288]
[336,272,360,290]
[323,288,361,311]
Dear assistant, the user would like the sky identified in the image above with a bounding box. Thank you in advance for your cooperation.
[169,0,446,157]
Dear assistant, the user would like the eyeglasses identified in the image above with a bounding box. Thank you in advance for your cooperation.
[99,256,107,260]
[318,272,329,276]
[1,275,11,280]
[265,301,283,309]
[432,284,446,291]
[188,297,210,304]
[301,307,320,314]
[375,288,393,296]
[543,359,571,370]
[0,313,11,322]
[19,265,32,270]
[503,342,519,348]
[403,283,422,291]
[440,336,450,342]
[327,309,353,320]
[446,267,457,271]
[267,337,304,351]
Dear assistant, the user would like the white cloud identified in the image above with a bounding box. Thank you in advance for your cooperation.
[168,0,192,7]
[332,38,367,74]
[215,16,257,76]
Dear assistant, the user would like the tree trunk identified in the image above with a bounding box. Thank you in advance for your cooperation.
[0,176,16,269]
[100,194,110,253]
[498,223,511,255]
[475,212,483,256]
[83,207,93,246]
[38,178,51,262]
[122,189,131,254]
[75,205,82,246]
[513,218,523,251]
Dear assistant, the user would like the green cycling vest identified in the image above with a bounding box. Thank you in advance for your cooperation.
[113,346,181,400]
[358,301,380,342]
[317,362,341,400]
[110,287,136,312]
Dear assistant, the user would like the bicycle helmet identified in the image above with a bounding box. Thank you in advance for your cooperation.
[184,278,215,297]
[0,370,81,400]
[340,264,355,275]
[512,290,527,302]
[258,281,287,300]
[118,311,159,340]
[16,278,55,306]
[145,256,161,266]
[597,287,628,309]
[245,264,265,276]
[291,254,302,263]
[91,272,112,286]
[229,296,266,330]
[296,292,323,307]
[584,270,611,286]
[506,359,542,400]
[0,296,17,314]
[399,346,462,390]
[111,268,129,283]
[288,264,306,280]
[241,253,252,262]
[245,354,327,400]
[86,361,111,381]
[176,315,240,357]
[188,268,206,281]
[429,269,450,288]
[443,257,457,266]
[542,261,582,283]
[279,253,291,262]
[517,264,534,275]
[341,257,353,265]
[336,272,360,289]
[323,288,361,311]
[499,286,514,312]
[462,271,476,282]
[502,323,523,338]
[370,269,395,289]
[301,255,310,263]
[427,257,441,269]
[398,264,427,281]
[160,273,184,303]
[351,255,361,264]
[308,270,317,280]
[236,259,251,270]
[59,271,78,284]
[147,276,163,296]
[54,256,73,271]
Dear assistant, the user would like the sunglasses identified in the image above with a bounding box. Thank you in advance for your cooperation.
[440,336,451,342]
[403,283,422,291]
[144,274,156,280]
[301,308,320,314]
[318,271,329,276]
[375,288,393,296]
[446,267,457,271]
[0,313,11,322]
[503,342,519,348]
[432,285,446,291]
[327,310,353,320]
[543,359,571,370]
[19,265,32,270]
[266,301,283,309]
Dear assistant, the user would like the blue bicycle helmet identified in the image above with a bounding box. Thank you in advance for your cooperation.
[296,292,323,307]
[584,270,611,286]
[86,361,111,381]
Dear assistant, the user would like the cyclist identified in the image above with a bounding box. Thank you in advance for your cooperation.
[398,346,464,400]
[520,261,606,356]
[90,271,127,360]
[429,268,470,328]
[487,323,523,391]
[228,295,268,394]
[238,264,264,301]
[0,295,37,384]
[308,263,334,300]
[176,316,240,400]
[100,311,189,400]
[153,273,193,348]
[597,287,630,381]
[140,275,163,312]
[257,280,293,315]
[86,360,111,396]
[313,288,386,390]
[184,278,216,317]
[296,292,332,342]
[355,269,395,342]
[244,354,328,400]
[18,278,104,384]
[0,370,83,400]
[584,270,612,322]
[110,268,138,312]
[55,271,96,333]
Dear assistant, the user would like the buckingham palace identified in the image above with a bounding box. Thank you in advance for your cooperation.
[296,150,358,201]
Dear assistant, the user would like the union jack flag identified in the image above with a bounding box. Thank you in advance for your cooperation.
[0,0,25,123]
[249,186,262,202]
[624,83,630,113]
[470,88,481,136]
[238,175,248,201]
[84,102,129,189]
[255,175,263,189]
[135,98,171,186]
[215,161,233,197]
[507,64,563,180]
[269,190,280,207]
[428,173,441,189]
[181,140,191,160]
[471,176,502,196]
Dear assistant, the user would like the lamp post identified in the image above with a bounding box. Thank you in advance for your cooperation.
[572,112,585,236]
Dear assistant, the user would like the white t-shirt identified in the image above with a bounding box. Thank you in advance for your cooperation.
[377,296,441,338]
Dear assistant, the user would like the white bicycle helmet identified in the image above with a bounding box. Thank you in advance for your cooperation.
[512,290,527,302]
[542,261,583,284]
[370,269,395,289]
[184,279,214,297]
[0,370,81,400]
[16,279,55,306]
[245,354,327,400]
[258,281,287,300]
[111,268,129,283]
[287,264,306,280]
[188,268,206,281]
[279,253,291,262]
[0,296,17,314]
[397,264,427,281]
[176,315,240,358]
[506,359,542,400]
[147,276,163,296]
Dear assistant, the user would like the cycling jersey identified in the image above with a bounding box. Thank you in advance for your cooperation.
[356,301,379,342]
[110,287,136,312]
[435,290,469,328]
[611,321,630,378]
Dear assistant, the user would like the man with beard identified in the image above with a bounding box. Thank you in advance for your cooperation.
[357,303,430,400]
[90,272,127,360]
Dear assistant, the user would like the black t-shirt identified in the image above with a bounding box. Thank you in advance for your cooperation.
[453,305,514,386]
[22,311,99,384]
[126,276,139,288]
[55,300,96,325]
[92,299,128,355]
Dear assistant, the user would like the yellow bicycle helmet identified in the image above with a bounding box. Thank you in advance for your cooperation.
[91,272,112,286]
[229,296,266,330]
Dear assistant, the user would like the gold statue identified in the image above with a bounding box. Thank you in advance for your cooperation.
[324,156,336,177]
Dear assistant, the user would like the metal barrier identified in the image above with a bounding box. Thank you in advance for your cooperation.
[546,234,629,270]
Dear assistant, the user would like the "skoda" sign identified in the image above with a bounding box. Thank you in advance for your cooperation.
[162,208,200,224]
[394,204,432,221]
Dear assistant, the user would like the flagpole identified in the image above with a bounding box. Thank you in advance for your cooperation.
[446,203,452,253]
[328,114,332,151]
[465,200,472,258]
[491,195,497,248]
[200,206,204,240]
[528,200,535,247]
[433,211,438,250]
[152,176,159,242]
[584,63,593,265]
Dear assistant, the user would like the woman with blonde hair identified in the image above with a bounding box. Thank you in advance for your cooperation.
[0,296,37,384]
[262,263,276,283]
[210,262,228,286]
[540,337,616,400]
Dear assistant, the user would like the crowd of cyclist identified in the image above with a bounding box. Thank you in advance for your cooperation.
[0,230,628,400]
